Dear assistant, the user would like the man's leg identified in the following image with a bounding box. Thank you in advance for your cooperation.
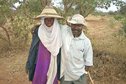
[60,76,72,84]
[73,74,87,84]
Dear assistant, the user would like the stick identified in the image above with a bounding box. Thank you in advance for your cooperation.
[87,71,94,84]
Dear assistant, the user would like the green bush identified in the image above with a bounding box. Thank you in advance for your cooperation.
[122,19,126,34]
[11,15,34,47]
[114,15,124,21]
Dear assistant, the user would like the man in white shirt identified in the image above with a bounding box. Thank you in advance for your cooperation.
[60,14,93,84]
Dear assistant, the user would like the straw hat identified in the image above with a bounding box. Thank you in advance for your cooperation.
[35,6,63,19]
[67,14,87,26]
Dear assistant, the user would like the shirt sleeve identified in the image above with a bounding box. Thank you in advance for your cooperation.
[84,39,93,66]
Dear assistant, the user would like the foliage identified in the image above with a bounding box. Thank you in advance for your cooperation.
[122,19,126,35]
[62,0,97,17]
[113,14,126,36]
[74,0,97,17]
[0,0,35,47]
[0,0,53,48]
[114,14,124,21]
[24,0,42,16]
[62,0,126,18]
[0,0,126,48]
[11,15,33,46]
[114,3,126,35]
[119,4,126,15]
[0,0,12,25]
[96,0,125,8]
[0,0,14,45]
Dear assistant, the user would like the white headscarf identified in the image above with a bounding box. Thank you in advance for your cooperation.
[38,18,62,84]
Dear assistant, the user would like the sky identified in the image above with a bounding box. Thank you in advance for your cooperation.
[96,3,118,12]
[96,0,126,12]
[52,0,62,7]
[11,0,24,10]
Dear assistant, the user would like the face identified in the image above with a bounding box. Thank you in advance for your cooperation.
[71,24,83,37]
[44,18,54,27]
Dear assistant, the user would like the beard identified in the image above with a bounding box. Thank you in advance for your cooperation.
[72,29,82,37]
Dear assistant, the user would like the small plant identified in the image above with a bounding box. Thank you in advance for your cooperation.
[122,19,126,34]
[114,15,124,21]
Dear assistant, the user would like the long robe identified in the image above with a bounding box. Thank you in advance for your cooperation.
[25,25,61,82]
[32,42,58,84]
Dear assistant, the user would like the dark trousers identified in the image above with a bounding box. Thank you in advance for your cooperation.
[60,74,87,84]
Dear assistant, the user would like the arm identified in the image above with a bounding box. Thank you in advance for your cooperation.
[25,25,40,81]
[84,39,93,72]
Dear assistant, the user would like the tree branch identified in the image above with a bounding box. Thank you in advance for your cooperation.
[0,26,11,45]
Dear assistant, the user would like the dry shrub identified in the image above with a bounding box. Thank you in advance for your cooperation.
[86,15,126,84]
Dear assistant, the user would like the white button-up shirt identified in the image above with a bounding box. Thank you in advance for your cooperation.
[60,25,93,81]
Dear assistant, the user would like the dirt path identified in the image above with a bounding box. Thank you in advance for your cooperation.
[0,50,31,84]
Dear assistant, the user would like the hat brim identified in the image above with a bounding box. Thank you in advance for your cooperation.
[67,20,87,26]
[34,14,63,19]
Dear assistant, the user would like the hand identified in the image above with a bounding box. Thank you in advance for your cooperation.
[85,66,92,72]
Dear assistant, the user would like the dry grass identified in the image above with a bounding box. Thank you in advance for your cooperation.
[86,15,126,57]
[86,15,126,84]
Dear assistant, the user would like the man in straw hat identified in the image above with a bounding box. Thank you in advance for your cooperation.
[26,5,63,84]
[60,14,93,84]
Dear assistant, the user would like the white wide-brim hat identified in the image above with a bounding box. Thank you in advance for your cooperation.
[35,6,63,19]
[67,14,87,26]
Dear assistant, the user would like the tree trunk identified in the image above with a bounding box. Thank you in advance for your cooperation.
[0,26,11,45]
[41,0,51,7]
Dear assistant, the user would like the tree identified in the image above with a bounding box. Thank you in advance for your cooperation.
[118,3,126,35]
[0,0,126,48]
[62,0,126,17]
[119,4,126,15]
[0,0,14,45]
[0,0,53,46]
